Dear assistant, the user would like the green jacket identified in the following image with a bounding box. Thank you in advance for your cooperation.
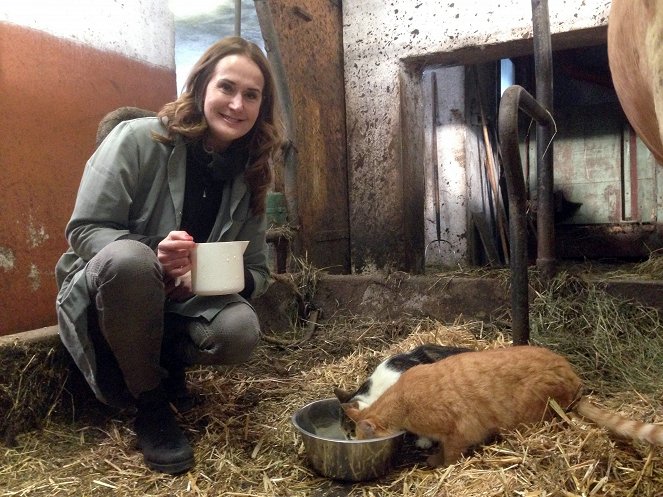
[55,117,272,404]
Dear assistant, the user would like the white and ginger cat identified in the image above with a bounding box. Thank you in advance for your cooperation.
[341,345,663,467]
[334,344,470,447]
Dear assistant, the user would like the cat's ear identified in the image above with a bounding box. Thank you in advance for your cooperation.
[341,401,361,421]
[334,387,353,403]
[357,419,378,438]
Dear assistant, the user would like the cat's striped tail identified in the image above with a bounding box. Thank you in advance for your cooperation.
[576,398,663,446]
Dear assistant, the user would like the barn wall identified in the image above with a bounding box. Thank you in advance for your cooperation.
[0,2,176,335]
[342,0,611,272]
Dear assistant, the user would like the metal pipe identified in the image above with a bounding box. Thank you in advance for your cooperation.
[498,85,554,345]
[235,0,242,36]
[253,0,300,243]
[531,0,555,279]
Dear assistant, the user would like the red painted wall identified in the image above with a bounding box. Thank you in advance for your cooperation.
[0,24,176,335]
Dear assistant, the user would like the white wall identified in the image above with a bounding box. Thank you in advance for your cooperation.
[342,0,611,269]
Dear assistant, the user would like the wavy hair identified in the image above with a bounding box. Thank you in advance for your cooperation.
[155,36,284,215]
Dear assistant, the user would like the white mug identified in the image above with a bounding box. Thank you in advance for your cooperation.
[190,241,249,296]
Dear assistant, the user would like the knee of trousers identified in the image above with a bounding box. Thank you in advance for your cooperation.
[89,240,163,297]
[197,304,260,365]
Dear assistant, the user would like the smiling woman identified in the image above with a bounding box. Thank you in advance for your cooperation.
[54,35,285,475]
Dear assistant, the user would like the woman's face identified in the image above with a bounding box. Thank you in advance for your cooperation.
[203,54,264,152]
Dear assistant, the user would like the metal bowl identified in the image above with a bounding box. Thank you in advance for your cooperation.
[291,397,405,482]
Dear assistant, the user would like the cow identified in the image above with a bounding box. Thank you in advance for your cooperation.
[608,0,663,165]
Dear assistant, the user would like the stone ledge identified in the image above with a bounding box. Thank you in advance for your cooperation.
[5,274,663,349]
[599,278,663,312]
[0,273,510,442]
[0,325,60,348]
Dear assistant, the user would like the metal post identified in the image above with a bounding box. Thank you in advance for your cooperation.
[253,0,300,247]
[531,0,555,279]
[235,0,242,36]
[498,85,554,345]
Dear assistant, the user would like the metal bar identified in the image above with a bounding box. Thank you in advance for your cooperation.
[498,85,554,345]
[253,0,300,245]
[629,127,640,221]
[431,72,442,244]
[474,68,509,264]
[531,0,555,279]
[235,0,242,36]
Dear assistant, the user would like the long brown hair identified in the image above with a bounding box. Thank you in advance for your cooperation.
[155,36,284,215]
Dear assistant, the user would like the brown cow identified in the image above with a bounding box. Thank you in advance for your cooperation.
[608,0,663,164]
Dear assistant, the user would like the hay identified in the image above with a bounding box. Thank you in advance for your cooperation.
[631,250,663,280]
[2,310,662,497]
[0,341,73,447]
[267,223,297,242]
[601,249,663,281]
[529,272,663,396]
[261,253,325,346]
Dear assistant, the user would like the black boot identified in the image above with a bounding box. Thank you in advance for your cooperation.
[163,368,199,413]
[134,386,194,474]
[160,326,199,412]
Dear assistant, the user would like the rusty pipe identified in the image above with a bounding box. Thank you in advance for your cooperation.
[531,0,555,279]
[498,85,554,345]
[253,0,300,240]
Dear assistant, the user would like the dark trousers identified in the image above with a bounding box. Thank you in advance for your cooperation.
[85,240,260,400]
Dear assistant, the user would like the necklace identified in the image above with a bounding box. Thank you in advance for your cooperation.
[203,141,214,154]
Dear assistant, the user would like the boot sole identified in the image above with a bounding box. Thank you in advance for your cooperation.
[136,439,195,474]
[143,454,195,475]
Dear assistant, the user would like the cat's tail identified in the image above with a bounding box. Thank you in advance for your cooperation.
[575,398,663,446]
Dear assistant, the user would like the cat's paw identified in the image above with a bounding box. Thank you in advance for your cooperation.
[426,452,446,467]
[415,436,434,449]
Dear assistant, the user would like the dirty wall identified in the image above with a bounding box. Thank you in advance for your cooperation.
[0,1,175,335]
[342,0,611,272]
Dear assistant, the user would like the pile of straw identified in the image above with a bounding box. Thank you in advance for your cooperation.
[529,272,663,396]
[0,341,72,447]
[611,249,663,280]
[2,270,663,496]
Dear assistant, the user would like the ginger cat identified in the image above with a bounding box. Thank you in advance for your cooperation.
[341,346,663,467]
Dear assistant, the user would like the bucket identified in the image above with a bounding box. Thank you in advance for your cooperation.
[266,192,288,225]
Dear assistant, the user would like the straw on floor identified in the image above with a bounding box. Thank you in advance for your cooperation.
[2,270,663,496]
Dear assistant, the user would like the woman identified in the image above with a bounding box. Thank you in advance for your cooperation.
[55,37,284,474]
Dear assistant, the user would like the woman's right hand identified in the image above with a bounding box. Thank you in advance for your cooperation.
[157,231,196,279]
[164,271,193,301]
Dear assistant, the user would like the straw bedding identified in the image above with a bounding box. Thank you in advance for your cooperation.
[1,272,662,496]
